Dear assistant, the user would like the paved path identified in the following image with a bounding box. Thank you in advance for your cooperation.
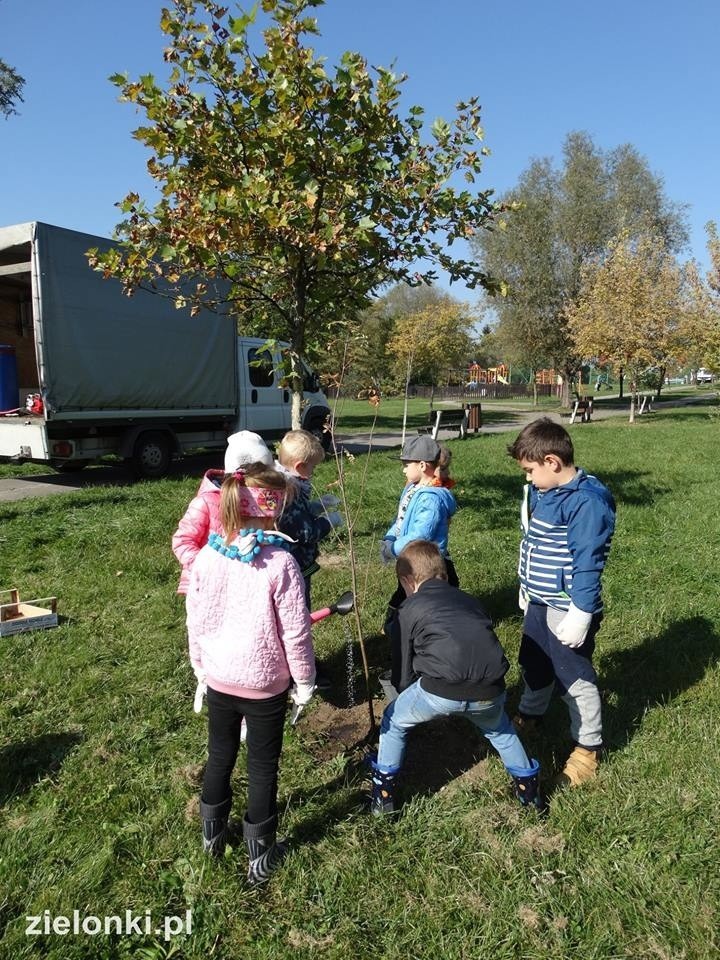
[0,394,714,502]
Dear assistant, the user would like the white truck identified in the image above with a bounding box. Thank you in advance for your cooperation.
[0,222,331,477]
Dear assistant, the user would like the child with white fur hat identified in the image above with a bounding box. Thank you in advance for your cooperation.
[172,431,274,594]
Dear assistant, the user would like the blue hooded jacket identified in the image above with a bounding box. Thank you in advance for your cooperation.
[519,468,615,613]
[384,483,457,558]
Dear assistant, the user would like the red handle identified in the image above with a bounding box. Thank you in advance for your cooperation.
[310,606,332,624]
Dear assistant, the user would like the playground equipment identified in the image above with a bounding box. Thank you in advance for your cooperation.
[467,363,509,386]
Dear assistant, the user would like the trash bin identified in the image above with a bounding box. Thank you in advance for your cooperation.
[464,402,482,432]
[0,344,19,412]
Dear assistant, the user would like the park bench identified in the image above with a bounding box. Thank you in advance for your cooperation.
[569,395,593,424]
[637,393,654,415]
[420,402,482,440]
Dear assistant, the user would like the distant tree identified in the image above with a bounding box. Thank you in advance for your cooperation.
[0,58,25,118]
[472,132,688,404]
[566,232,687,421]
[89,0,499,428]
[681,221,720,372]
[387,300,474,390]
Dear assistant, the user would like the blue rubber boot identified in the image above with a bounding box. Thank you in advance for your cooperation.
[507,759,546,813]
[370,759,401,815]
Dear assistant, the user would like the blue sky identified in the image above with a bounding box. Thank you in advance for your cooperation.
[1,0,718,297]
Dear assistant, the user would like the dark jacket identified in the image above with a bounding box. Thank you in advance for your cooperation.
[275,463,331,578]
[396,579,508,700]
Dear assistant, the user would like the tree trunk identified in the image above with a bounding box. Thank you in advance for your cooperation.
[290,271,307,431]
[655,365,666,401]
[288,347,304,431]
[618,366,624,400]
[401,354,413,447]
[531,368,538,407]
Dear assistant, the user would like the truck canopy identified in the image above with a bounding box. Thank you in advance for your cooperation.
[0,222,237,417]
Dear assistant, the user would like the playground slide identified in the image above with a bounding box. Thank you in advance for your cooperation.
[496,375,509,384]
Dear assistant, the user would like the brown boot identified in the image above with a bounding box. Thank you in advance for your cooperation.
[554,745,600,788]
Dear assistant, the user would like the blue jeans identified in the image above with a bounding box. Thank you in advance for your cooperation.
[376,679,530,773]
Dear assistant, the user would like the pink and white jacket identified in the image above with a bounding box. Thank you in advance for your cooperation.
[172,470,225,595]
[186,542,315,699]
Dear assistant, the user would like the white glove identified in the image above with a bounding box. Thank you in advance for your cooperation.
[519,587,528,613]
[290,679,316,706]
[555,603,593,649]
[380,539,396,564]
[326,510,345,530]
[193,679,207,713]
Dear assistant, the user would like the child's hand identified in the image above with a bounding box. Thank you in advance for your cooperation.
[290,680,317,706]
[555,603,592,648]
[309,493,341,516]
[326,510,344,530]
[518,587,528,613]
[193,680,207,713]
[379,539,395,564]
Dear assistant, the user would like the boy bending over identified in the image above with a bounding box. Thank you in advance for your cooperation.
[369,541,543,815]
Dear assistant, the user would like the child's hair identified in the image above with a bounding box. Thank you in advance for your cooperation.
[277,429,325,468]
[507,417,574,466]
[220,464,290,542]
[396,540,448,585]
[436,444,452,479]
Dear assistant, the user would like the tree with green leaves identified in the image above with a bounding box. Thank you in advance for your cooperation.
[89,0,500,427]
[0,58,25,118]
[471,131,688,404]
[566,232,688,422]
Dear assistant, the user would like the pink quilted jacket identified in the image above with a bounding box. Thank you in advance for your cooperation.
[186,542,315,698]
[172,470,224,594]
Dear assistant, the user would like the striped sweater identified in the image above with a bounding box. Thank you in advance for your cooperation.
[518,469,615,613]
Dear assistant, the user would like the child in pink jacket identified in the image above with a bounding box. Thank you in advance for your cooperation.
[172,431,273,594]
[187,463,316,885]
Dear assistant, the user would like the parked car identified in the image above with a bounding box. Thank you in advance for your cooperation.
[696,368,713,384]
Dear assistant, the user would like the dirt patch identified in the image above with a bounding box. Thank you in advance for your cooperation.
[299,698,493,799]
[296,699,381,760]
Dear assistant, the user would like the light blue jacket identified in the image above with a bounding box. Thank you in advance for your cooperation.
[519,469,615,613]
[384,483,457,558]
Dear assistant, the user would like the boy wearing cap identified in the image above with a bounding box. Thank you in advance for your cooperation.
[381,435,458,690]
[172,430,274,595]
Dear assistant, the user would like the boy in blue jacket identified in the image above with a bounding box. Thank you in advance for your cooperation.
[380,435,458,690]
[508,417,616,787]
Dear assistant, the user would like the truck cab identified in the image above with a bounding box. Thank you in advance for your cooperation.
[237,338,331,447]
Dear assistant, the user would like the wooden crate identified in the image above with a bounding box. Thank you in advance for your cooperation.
[0,589,58,636]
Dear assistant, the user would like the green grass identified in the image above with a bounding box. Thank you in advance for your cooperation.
[1,407,719,958]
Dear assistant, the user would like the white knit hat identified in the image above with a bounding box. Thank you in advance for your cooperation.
[224,431,273,473]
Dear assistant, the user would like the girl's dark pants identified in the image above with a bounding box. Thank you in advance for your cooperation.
[202,686,287,824]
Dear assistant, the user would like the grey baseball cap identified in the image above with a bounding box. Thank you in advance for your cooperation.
[390,435,441,462]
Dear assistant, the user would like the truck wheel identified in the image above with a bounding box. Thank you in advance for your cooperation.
[132,432,171,479]
[309,418,333,452]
